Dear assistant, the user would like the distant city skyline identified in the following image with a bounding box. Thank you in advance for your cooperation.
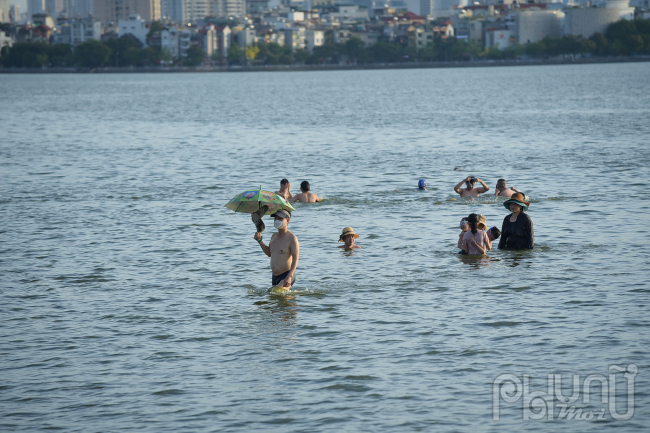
[6,0,421,21]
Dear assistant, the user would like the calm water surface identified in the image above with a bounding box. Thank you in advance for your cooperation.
[1,64,649,432]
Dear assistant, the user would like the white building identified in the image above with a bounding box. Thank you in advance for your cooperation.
[564,1,634,38]
[54,17,102,45]
[284,27,305,51]
[237,26,255,46]
[515,10,564,44]
[118,14,148,46]
[305,29,324,52]
[287,10,304,21]
[485,27,515,49]
[161,26,179,56]
[0,30,12,49]
[179,28,191,57]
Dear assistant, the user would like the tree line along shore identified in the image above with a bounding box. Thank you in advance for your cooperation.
[1,18,649,70]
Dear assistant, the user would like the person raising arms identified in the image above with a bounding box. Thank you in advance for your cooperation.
[275,178,294,200]
[454,176,489,198]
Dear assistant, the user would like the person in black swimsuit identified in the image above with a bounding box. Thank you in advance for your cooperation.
[498,193,534,250]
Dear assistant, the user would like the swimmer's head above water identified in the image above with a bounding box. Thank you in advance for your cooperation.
[339,227,360,249]
[418,179,427,190]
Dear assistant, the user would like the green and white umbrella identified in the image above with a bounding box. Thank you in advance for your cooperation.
[224,186,295,215]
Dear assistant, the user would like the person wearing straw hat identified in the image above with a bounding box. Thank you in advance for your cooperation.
[476,214,501,251]
[498,193,534,250]
[253,209,299,288]
[338,227,361,250]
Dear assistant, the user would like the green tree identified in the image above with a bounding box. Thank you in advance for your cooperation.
[623,34,644,53]
[1,42,52,67]
[344,37,367,63]
[605,19,638,42]
[184,45,205,66]
[123,47,143,66]
[589,32,608,56]
[50,43,72,66]
[227,42,243,64]
[74,40,112,68]
[104,36,141,67]
[293,48,310,63]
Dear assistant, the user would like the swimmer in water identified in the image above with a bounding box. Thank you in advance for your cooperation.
[454,176,490,198]
[288,181,321,203]
[253,209,299,288]
[275,178,294,200]
[458,218,470,253]
[338,227,361,250]
[476,214,501,250]
[494,179,521,198]
[462,213,489,255]
[418,179,427,190]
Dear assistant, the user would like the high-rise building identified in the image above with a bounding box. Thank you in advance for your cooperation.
[45,0,65,17]
[94,0,161,25]
[29,0,46,20]
[162,0,184,23]
[63,0,95,18]
[215,0,244,18]
[10,4,21,22]
[182,0,212,21]
[0,0,9,22]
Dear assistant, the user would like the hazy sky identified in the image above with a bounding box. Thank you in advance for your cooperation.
[14,0,28,13]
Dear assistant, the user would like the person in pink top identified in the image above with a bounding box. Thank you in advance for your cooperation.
[462,213,489,255]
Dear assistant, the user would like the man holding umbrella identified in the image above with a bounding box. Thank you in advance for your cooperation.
[253,209,299,289]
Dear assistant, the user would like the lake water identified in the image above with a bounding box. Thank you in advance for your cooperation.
[1,63,649,431]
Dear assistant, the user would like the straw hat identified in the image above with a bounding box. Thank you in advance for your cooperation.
[503,193,530,212]
[339,227,360,242]
[477,214,487,231]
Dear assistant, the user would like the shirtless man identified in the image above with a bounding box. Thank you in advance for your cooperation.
[288,181,320,203]
[453,176,489,198]
[275,178,294,200]
[253,209,299,289]
[494,179,521,198]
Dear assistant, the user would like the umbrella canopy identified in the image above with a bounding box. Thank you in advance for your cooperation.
[224,186,295,215]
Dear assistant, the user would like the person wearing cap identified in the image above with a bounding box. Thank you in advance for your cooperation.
[288,181,320,203]
[275,178,294,200]
[418,179,427,190]
[498,193,534,250]
[338,227,361,250]
[454,176,489,198]
[494,179,521,198]
[253,209,300,288]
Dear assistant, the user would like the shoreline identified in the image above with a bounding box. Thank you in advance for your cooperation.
[1,55,649,73]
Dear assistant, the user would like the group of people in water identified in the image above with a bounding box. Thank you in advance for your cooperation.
[251,176,534,290]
